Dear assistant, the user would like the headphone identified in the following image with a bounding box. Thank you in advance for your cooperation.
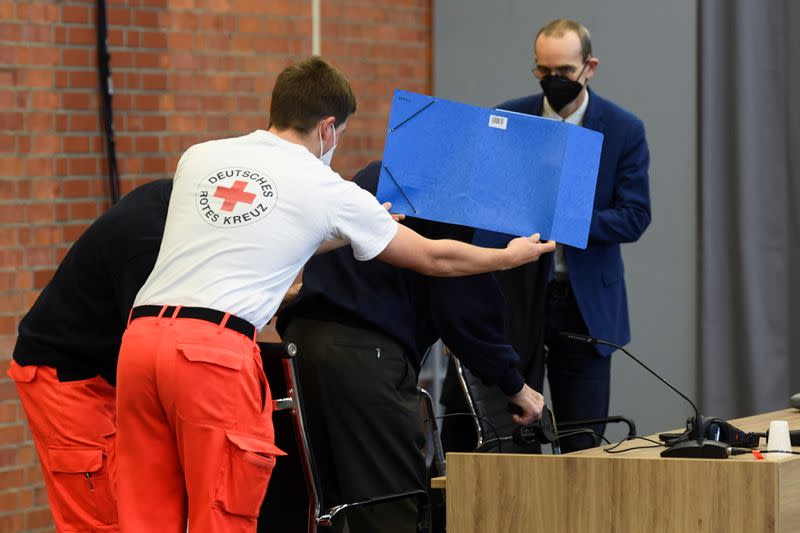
[701,417,762,447]
[662,416,762,448]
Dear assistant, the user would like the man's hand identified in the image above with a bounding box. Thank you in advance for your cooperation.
[507,384,545,426]
[382,201,405,222]
[503,234,556,270]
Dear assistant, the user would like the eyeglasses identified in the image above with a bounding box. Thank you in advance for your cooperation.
[531,61,589,79]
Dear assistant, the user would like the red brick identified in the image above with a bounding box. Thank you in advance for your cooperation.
[0,135,14,153]
[22,69,53,88]
[25,246,54,268]
[26,113,55,133]
[61,92,94,111]
[0,204,24,224]
[0,425,24,446]
[0,512,25,533]
[134,94,159,111]
[17,3,59,23]
[61,48,95,67]
[15,443,35,466]
[32,269,54,289]
[0,3,13,20]
[0,490,16,511]
[63,224,88,242]
[24,464,44,484]
[31,226,61,246]
[0,399,17,421]
[30,179,58,200]
[68,157,99,175]
[108,6,132,26]
[26,507,54,529]
[134,51,161,70]
[68,27,95,46]
[142,72,167,90]
[62,179,90,198]
[135,136,159,152]
[0,292,22,313]
[69,70,96,89]
[68,201,99,221]
[69,113,98,132]
[0,156,22,178]
[30,135,61,154]
[27,204,55,224]
[0,112,23,130]
[134,9,159,28]
[0,249,23,269]
[62,5,91,24]
[63,135,91,153]
[33,485,49,506]
[54,69,69,89]
[0,23,23,42]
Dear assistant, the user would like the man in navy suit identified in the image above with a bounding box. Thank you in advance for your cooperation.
[495,18,651,452]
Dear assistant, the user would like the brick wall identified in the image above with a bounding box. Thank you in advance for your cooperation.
[0,1,431,530]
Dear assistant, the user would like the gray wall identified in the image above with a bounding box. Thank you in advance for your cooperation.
[434,0,699,441]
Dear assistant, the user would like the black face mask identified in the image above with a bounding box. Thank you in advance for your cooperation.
[539,75,583,112]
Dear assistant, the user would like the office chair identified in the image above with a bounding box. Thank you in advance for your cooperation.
[447,349,636,453]
[259,341,441,532]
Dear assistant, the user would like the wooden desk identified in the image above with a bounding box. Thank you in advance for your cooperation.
[440,408,800,532]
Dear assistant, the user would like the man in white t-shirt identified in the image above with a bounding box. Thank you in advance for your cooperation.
[115,57,555,533]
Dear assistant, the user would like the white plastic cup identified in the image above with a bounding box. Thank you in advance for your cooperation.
[767,420,792,455]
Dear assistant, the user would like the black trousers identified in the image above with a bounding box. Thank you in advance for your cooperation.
[261,317,427,533]
[544,279,611,453]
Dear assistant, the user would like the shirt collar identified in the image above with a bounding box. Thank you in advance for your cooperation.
[542,90,590,126]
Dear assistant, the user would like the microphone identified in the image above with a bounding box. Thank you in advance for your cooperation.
[559,332,729,459]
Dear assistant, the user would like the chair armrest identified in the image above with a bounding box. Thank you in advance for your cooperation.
[258,341,297,360]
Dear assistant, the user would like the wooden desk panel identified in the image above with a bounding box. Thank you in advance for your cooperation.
[444,408,800,533]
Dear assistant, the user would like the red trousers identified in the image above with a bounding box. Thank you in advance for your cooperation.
[116,312,283,533]
[8,360,118,532]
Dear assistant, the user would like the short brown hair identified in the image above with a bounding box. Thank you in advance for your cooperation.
[536,19,593,62]
[269,56,357,134]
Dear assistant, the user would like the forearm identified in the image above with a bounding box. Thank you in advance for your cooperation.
[377,224,554,277]
[419,238,511,277]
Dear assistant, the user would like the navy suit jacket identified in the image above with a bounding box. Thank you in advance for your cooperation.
[498,88,651,356]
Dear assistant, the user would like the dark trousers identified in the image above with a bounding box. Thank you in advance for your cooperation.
[262,317,427,533]
[545,279,611,453]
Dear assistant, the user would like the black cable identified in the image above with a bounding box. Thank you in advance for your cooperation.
[758,449,800,455]
[434,413,503,453]
[473,436,512,453]
[96,0,120,203]
[604,443,664,454]
[476,428,613,454]
[603,435,666,454]
[557,429,612,446]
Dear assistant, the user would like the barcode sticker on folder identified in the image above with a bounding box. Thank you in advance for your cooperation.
[488,115,507,130]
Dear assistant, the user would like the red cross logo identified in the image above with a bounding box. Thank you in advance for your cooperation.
[214,180,256,212]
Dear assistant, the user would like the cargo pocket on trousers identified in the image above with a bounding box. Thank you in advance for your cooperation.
[47,446,118,528]
[177,343,244,421]
[214,431,286,518]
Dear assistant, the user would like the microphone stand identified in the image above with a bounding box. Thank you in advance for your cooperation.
[559,332,729,459]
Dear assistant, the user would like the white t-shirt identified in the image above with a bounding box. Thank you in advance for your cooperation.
[134,130,398,330]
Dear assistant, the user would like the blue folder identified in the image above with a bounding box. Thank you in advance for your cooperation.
[376,90,603,249]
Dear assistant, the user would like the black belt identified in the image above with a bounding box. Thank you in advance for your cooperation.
[131,305,256,339]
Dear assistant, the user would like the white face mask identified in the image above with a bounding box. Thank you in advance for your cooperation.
[318,124,337,166]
